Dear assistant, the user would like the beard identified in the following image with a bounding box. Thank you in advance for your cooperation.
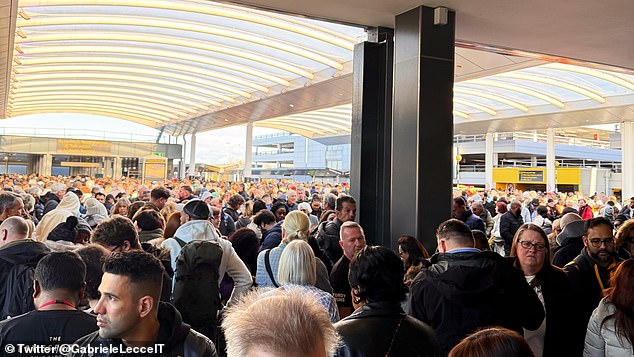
[589,249,612,265]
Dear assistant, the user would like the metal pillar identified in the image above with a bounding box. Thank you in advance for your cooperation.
[187,133,197,177]
[180,135,187,179]
[485,132,494,190]
[244,123,253,179]
[42,154,53,176]
[391,6,455,253]
[350,27,394,247]
[546,128,556,192]
[622,122,634,199]
[113,156,122,178]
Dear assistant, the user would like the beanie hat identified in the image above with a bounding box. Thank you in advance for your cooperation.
[48,216,79,242]
[85,197,108,216]
[183,199,210,220]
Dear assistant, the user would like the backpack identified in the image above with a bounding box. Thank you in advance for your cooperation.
[0,260,38,320]
[172,237,223,340]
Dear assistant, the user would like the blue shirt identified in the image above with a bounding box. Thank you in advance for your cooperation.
[446,247,481,254]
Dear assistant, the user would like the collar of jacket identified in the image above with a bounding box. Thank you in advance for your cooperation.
[346,301,405,320]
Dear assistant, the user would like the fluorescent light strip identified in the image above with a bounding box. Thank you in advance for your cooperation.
[542,63,634,91]
[14,72,235,103]
[13,79,222,106]
[19,0,356,49]
[285,114,351,126]
[468,79,565,108]
[497,72,606,103]
[11,94,192,115]
[17,43,288,86]
[17,31,314,79]
[12,85,209,110]
[14,56,269,92]
[10,100,175,120]
[453,98,497,115]
[254,123,316,138]
[16,15,344,70]
[10,109,160,127]
[10,104,167,123]
[15,65,250,98]
[453,111,469,119]
[261,119,342,134]
[454,88,529,112]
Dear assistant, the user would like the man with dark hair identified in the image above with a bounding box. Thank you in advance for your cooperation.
[91,216,141,252]
[0,216,50,319]
[452,197,485,232]
[91,216,173,302]
[499,200,524,256]
[317,195,357,263]
[410,219,544,354]
[149,187,170,210]
[161,200,251,304]
[210,197,236,237]
[0,192,25,224]
[0,251,97,352]
[134,209,165,243]
[564,217,622,326]
[73,251,218,356]
[94,192,106,204]
[224,194,245,223]
[178,186,196,203]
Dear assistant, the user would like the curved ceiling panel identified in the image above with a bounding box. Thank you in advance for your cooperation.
[8,0,364,127]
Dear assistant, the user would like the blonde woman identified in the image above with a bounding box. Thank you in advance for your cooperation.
[255,210,332,293]
[278,240,339,322]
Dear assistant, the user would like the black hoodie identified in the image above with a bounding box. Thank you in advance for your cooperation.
[0,240,51,319]
[410,250,545,355]
[72,302,217,357]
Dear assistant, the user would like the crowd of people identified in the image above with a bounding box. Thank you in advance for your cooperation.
[0,173,632,356]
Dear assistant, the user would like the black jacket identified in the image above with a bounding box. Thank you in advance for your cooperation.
[509,259,585,357]
[335,301,440,357]
[563,248,622,327]
[552,237,584,268]
[410,250,544,355]
[499,210,523,255]
[72,303,217,357]
[316,218,344,263]
[0,240,51,319]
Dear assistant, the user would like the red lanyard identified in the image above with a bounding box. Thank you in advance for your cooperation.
[39,300,76,309]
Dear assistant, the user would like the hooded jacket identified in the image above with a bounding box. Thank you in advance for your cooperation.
[0,240,51,319]
[72,302,217,357]
[552,220,586,267]
[35,192,80,241]
[410,250,545,354]
[258,221,283,252]
[161,219,251,305]
[583,298,634,357]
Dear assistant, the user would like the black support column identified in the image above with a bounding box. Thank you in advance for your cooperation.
[350,28,394,247]
[391,6,455,253]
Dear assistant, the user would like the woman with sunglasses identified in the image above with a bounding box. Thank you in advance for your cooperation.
[510,223,584,357]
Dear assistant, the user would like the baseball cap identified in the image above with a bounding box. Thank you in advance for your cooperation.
[183,200,210,220]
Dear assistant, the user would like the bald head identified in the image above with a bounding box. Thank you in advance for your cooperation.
[0,216,29,248]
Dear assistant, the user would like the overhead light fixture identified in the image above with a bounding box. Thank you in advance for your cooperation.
[497,72,605,103]
[18,9,30,20]
[16,15,344,70]
[14,46,24,54]
[469,79,565,108]
[18,0,356,49]
[15,29,27,38]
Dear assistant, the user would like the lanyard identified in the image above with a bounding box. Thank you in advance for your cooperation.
[39,300,76,309]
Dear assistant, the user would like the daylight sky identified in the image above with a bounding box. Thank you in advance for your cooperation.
[0,113,281,164]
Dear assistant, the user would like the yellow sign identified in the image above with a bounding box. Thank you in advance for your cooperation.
[60,161,101,168]
[57,139,111,155]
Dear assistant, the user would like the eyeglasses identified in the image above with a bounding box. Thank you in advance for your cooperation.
[518,241,546,251]
[588,238,615,248]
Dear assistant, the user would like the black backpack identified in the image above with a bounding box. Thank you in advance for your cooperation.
[172,238,223,339]
[0,258,38,319]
